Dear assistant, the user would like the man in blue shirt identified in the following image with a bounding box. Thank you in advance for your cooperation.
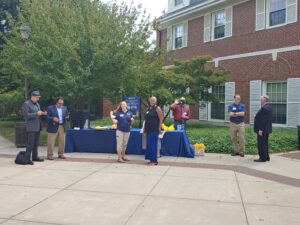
[228,94,246,157]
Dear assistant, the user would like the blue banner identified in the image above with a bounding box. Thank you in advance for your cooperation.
[125,96,140,114]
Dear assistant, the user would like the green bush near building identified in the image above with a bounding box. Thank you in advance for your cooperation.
[186,121,297,154]
[0,119,297,154]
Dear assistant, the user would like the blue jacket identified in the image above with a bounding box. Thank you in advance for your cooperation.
[46,105,68,133]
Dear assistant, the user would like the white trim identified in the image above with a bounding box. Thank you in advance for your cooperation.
[272,52,277,61]
[172,21,188,50]
[263,80,288,126]
[213,45,300,66]
[211,9,226,41]
[266,0,287,29]
[256,0,266,30]
[250,80,262,125]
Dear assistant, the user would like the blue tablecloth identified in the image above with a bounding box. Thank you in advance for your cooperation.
[65,128,194,158]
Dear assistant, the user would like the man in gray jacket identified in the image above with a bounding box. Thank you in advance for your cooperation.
[22,91,47,165]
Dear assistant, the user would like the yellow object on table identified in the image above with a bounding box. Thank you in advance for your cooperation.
[94,126,110,130]
[162,123,175,131]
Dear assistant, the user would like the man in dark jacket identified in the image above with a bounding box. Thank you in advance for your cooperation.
[254,95,272,162]
[22,91,47,165]
[46,97,69,160]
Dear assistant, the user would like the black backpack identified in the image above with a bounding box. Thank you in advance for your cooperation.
[15,151,29,165]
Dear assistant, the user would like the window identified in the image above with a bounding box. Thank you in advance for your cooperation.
[173,24,183,49]
[256,0,297,30]
[213,10,226,39]
[211,85,225,120]
[265,81,287,124]
[203,7,232,42]
[269,0,286,26]
[175,0,183,6]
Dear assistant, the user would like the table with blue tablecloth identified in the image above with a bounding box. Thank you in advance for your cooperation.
[65,128,194,158]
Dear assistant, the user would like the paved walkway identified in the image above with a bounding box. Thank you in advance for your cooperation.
[0,136,299,225]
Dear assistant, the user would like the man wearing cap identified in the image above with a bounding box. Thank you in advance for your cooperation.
[46,97,69,160]
[170,97,191,130]
[22,91,47,165]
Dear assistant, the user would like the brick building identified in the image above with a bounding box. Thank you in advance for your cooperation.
[157,0,300,127]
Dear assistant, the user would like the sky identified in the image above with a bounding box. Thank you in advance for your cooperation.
[102,0,168,42]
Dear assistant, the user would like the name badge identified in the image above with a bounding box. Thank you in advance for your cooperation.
[232,107,236,111]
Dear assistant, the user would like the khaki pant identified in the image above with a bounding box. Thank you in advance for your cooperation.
[116,130,130,153]
[47,125,65,157]
[230,122,245,154]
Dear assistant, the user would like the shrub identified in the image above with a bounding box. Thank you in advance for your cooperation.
[186,123,297,154]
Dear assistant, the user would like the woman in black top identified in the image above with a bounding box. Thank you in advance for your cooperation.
[144,96,163,165]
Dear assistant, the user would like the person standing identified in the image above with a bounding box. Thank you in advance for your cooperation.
[254,96,272,162]
[46,97,69,160]
[228,94,246,157]
[170,97,190,130]
[110,101,134,163]
[144,96,163,165]
[22,91,47,165]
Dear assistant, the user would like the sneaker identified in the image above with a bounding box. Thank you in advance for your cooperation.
[117,159,125,163]
[231,152,239,156]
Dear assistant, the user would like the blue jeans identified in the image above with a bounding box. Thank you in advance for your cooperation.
[174,120,186,130]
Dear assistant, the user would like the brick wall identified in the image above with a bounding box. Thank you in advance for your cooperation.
[219,51,300,123]
[158,0,300,123]
[102,98,121,118]
[160,0,300,60]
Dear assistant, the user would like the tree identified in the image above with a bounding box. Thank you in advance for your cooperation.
[167,56,229,105]
[0,0,156,113]
[0,0,19,44]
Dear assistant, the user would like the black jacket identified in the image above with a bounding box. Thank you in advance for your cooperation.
[254,103,272,134]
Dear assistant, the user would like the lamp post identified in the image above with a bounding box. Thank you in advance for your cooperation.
[19,25,30,100]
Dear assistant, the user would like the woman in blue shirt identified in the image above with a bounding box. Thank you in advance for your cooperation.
[110,101,134,163]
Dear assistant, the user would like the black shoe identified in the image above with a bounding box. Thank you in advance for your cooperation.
[231,152,239,156]
[266,157,270,161]
[253,158,267,162]
[239,153,245,157]
[32,157,44,162]
[27,160,34,165]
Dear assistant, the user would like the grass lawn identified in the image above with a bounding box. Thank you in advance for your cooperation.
[0,119,297,154]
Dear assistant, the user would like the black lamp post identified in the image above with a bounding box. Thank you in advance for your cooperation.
[19,24,30,100]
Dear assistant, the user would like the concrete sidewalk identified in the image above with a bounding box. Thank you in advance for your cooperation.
[0,136,299,225]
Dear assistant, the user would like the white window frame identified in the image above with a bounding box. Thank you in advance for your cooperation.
[173,23,184,49]
[172,22,188,50]
[206,7,232,42]
[262,80,287,126]
[211,10,226,41]
[174,0,183,7]
[208,85,226,122]
[266,0,287,29]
